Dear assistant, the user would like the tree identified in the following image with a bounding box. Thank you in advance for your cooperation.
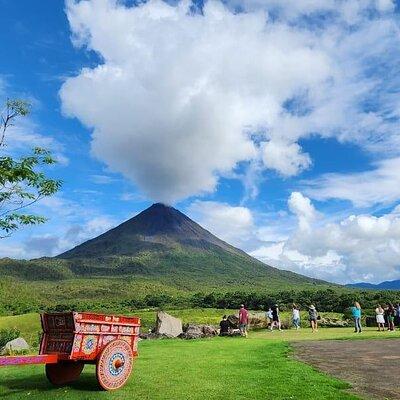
[0,99,62,237]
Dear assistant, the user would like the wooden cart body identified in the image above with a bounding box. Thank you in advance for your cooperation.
[0,311,141,390]
[40,311,140,361]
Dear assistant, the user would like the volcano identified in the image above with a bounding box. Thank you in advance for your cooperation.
[58,203,240,258]
[54,203,325,288]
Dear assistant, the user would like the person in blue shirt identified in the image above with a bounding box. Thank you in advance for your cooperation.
[351,301,362,333]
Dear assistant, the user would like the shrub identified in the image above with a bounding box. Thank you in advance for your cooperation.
[0,327,21,348]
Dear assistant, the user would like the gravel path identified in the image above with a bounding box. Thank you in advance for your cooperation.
[293,339,400,399]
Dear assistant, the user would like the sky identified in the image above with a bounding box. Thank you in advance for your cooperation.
[1,0,400,284]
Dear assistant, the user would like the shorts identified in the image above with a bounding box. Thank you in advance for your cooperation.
[309,318,317,322]
[376,315,385,324]
[272,316,279,322]
[239,324,247,330]
[388,316,395,322]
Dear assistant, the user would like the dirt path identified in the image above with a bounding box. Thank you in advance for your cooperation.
[293,339,400,400]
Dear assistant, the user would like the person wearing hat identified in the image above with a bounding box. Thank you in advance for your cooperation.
[308,304,318,333]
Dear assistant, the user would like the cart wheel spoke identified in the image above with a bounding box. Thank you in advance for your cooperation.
[96,339,133,391]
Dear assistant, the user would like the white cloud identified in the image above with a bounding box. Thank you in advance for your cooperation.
[3,113,69,166]
[90,174,115,184]
[288,191,318,231]
[19,215,117,258]
[262,140,311,177]
[250,193,400,283]
[188,200,255,247]
[60,0,367,203]
[187,195,400,284]
[303,158,400,207]
[60,0,400,204]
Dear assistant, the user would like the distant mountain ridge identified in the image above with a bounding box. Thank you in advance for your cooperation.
[347,280,400,290]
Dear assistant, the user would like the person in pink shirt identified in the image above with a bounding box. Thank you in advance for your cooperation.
[239,304,249,338]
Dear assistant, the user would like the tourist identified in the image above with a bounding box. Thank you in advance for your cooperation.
[219,315,230,336]
[266,307,273,331]
[239,304,249,338]
[386,303,395,331]
[292,304,300,330]
[351,301,362,333]
[308,305,318,333]
[271,304,281,331]
[375,304,385,331]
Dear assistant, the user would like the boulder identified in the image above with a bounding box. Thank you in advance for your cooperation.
[139,332,170,340]
[181,324,203,339]
[202,325,218,336]
[318,317,349,327]
[227,314,239,328]
[155,311,183,338]
[180,324,218,339]
[248,316,265,328]
[1,337,29,355]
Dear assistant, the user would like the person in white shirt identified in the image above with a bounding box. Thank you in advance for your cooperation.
[375,304,385,331]
[265,307,273,331]
[292,304,300,330]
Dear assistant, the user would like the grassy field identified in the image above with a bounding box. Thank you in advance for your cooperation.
[2,312,400,399]
[0,333,363,400]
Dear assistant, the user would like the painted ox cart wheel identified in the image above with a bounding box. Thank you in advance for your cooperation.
[96,339,133,390]
[45,361,84,386]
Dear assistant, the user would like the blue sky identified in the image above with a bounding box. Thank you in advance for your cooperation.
[1,0,400,284]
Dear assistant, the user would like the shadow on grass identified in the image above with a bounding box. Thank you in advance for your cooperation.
[0,371,100,396]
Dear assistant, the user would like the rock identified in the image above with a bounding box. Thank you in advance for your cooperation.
[180,324,218,339]
[227,314,239,328]
[248,316,265,328]
[202,325,218,336]
[181,324,203,339]
[155,311,183,338]
[318,317,349,327]
[1,337,29,355]
[139,332,170,340]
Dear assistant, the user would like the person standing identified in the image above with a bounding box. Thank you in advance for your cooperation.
[266,307,273,331]
[271,304,281,331]
[309,305,318,333]
[375,304,385,331]
[239,304,249,338]
[386,303,395,331]
[292,304,301,330]
[351,301,362,333]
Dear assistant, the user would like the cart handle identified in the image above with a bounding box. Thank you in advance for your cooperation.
[0,354,58,367]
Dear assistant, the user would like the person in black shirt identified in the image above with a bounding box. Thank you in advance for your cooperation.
[219,315,230,336]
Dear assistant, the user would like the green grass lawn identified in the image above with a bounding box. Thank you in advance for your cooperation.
[0,334,361,400]
[2,313,400,399]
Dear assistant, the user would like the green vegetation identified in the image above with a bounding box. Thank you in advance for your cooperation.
[0,99,61,237]
[2,271,400,319]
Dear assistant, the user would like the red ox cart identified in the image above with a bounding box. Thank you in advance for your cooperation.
[0,312,140,391]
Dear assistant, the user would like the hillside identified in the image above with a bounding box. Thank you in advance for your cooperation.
[0,203,336,314]
[49,203,324,287]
